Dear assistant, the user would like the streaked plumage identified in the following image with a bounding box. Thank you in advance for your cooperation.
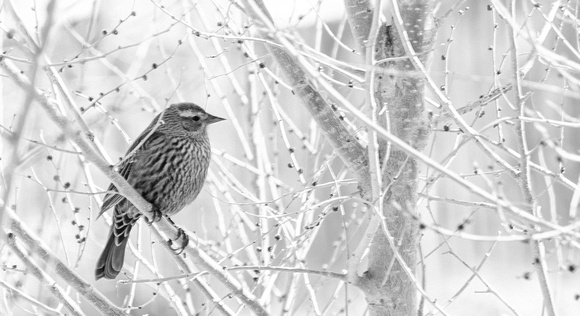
[95,103,224,280]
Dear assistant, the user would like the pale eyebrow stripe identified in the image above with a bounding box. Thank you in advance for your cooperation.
[179,110,198,117]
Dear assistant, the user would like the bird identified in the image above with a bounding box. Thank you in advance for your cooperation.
[95,102,224,280]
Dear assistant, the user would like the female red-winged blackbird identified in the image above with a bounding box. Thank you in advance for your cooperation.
[95,103,224,280]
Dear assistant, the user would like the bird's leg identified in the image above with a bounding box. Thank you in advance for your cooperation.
[166,216,189,254]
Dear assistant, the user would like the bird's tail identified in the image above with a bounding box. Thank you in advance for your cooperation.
[95,223,132,280]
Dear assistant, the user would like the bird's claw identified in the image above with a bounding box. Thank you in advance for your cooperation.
[170,227,189,255]
[166,217,189,254]
[145,206,163,225]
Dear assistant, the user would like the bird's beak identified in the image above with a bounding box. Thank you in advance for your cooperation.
[207,114,225,124]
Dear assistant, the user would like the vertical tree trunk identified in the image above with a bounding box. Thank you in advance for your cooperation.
[359,1,435,315]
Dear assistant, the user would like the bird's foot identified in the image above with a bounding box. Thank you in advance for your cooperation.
[167,216,189,255]
[145,205,163,225]
[172,228,189,255]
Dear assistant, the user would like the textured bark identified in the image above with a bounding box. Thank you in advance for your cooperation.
[362,1,435,315]
[344,0,373,54]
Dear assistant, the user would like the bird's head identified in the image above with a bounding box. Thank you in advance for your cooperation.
[159,103,224,137]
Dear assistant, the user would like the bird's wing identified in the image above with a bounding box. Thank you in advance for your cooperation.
[98,162,133,217]
[98,114,165,217]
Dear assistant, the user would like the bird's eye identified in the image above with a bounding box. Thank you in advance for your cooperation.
[192,116,200,121]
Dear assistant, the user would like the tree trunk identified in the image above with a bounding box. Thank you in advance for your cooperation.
[359,2,436,315]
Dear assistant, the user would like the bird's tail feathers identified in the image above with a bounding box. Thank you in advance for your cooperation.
[95,223,132,280]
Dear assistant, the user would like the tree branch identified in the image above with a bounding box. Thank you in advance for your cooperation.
[7,215,125,316]
[241,0,372,195]
[508,0,555,312]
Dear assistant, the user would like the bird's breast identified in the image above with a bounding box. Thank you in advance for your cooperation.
[132,136,212,216]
